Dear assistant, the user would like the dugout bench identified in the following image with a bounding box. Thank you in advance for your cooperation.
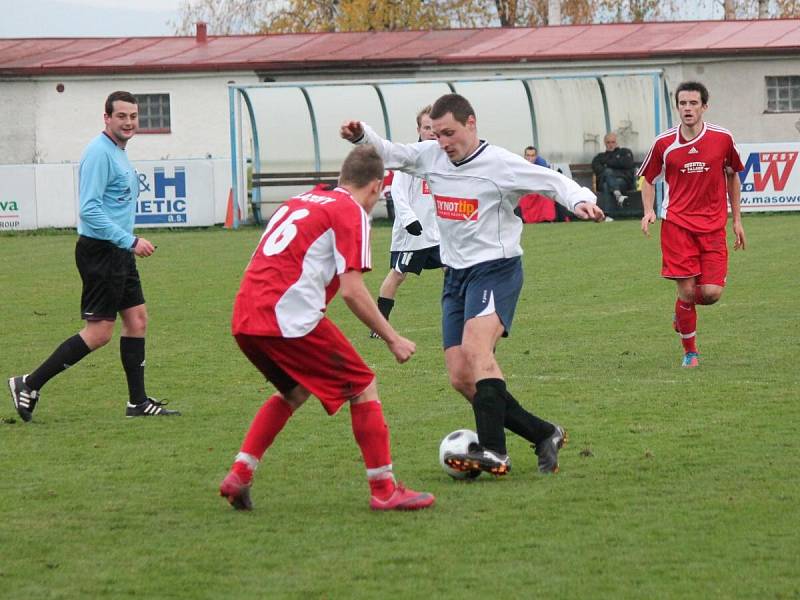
[250,171,340,225]
[571,163,644,220]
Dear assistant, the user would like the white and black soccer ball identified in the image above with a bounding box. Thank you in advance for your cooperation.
[439,429,482,480]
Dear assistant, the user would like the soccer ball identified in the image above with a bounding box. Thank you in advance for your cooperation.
[439,429,481,480]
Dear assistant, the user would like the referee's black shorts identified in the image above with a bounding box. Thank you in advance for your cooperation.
[75,235,145,321]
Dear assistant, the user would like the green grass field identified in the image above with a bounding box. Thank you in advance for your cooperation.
[1,215,798,599]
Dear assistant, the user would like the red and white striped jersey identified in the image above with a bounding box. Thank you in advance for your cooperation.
[638,122,744,233]
[232,185,371,338]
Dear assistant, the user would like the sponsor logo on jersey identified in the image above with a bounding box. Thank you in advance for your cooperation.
[739,151,798,193]
[422,180,431,195]
[136,167,188,224]
[433,195,478,221]
[688,146,699,154]
[680,161,710,174]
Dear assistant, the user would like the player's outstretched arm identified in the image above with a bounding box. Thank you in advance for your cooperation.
[640,179,657,237]
[338,269,416,363]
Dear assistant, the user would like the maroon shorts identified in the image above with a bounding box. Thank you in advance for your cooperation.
[234,317,375,415]
[660,219,728,286]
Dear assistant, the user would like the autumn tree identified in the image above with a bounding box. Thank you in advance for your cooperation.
[173,0,800,35]
[174,0,494,34]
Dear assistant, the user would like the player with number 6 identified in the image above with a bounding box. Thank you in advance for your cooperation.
[219,145,434,512]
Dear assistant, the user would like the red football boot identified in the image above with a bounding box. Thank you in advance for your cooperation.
[219,471,253,511]
[369,483,435,511]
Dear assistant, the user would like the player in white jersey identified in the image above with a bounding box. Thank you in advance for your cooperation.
[371,105,443,338]
[341,93,604,476]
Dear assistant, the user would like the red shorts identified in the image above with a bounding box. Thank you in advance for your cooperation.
[234,317,375,415]
[660,219,728,286]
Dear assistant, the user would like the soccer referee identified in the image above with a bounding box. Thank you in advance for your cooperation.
[8,91,180,420]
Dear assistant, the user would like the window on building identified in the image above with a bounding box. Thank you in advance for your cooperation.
[766,76,800,113]
[136,93,171,133]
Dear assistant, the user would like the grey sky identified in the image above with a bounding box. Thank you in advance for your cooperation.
[0,0,182,38]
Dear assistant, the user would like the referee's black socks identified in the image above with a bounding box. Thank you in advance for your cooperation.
[26,334,91,391]
[120,336,147,405]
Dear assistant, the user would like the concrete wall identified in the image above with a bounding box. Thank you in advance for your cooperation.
[0,80,38,163]
[0,71,259,165]
[1,53,798,180]
[662,56,800,144]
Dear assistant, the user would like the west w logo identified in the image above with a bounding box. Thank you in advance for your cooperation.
[739,151,798,193]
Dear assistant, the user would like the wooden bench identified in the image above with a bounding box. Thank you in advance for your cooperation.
[251,171,340,188]
[249,171,341,224]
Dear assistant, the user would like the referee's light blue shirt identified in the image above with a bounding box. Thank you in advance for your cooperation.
[77,132,139,249]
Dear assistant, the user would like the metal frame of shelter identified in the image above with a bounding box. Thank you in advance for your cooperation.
[227,69,672,228]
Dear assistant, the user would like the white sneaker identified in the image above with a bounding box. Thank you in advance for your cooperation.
[613,190,628,207]
[604,216,615,222]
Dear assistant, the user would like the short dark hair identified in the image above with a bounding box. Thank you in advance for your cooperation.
[524,146,536,153]
[675,81,709,107]
[339,146,384,188]
[105,91,138,116]
[430,93,475,125]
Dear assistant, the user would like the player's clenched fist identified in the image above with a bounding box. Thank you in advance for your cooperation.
[340,120,364,142]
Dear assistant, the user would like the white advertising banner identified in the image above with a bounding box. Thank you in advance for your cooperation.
[133,160,216,228]
[738,142,800,212]
[36,164,77,228]
[0,165,37,231]
[0,159,231,231]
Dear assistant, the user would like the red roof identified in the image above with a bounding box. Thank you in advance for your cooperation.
[1,19,799,76]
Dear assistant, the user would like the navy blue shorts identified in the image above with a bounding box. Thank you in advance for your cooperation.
[390,246,443,275]
[441,256,523,350]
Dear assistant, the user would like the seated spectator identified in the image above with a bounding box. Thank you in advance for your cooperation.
[515,147,556,223]
[516,193,556,223]
[523,145,549,168]
[591,133,635,222]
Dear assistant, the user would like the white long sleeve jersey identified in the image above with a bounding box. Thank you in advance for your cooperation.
[357,123,596,269]
[390,170,440,252]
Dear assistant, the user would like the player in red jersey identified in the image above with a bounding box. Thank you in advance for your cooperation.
[219,146,434,512]
[639,81,747,368]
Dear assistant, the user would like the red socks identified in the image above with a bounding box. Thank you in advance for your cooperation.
[350,400,395,500]
[231,397,396,499]
[233,394,294,483]
[675,298,698,354]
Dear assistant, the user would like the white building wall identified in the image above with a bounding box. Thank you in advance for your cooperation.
[0,71,259,165]
[665,57,800,144]
[1,53,797,179]
[0,80,37,164]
